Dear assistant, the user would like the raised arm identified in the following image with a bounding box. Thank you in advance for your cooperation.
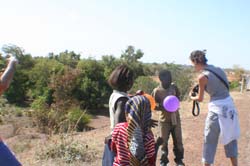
[0,56,18,95]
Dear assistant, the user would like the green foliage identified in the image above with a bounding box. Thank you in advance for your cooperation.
[66,108,91,131]
[2,44,24,58]
[130,76,158,94]
[49,50,81,68]
[0,55,6,70]
[31,96,48,110]
[31,96,50,133]
[38,135,96,163]
[27,58,64,103]
[15,108,23,117]
[164,63,193,100]
[101,55,121,79]
[5,69,30,104]
[230,81,240,90]
[1,44,196,134]
[75,58,110,109]
[121,45,143,63]
[31,94,91,133]
[120,46,145,77]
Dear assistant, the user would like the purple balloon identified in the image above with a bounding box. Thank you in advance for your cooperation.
[163,95,180,112]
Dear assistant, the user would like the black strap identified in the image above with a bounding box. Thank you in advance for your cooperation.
[192,100,200,116]
[204,68,229,90]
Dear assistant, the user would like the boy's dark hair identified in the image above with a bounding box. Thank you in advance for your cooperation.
[108,64,134,91]
[159,69,172,82]
[190,50,208,65]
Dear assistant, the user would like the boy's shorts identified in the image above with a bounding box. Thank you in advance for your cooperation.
[202,111,238,164]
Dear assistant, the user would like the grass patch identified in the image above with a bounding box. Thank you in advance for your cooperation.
[37,134,97,164]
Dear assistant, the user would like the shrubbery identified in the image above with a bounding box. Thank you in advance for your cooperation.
[130,76,158,94]
[1,45,212,133]
[230,81,240,90]
[38,134,97,163]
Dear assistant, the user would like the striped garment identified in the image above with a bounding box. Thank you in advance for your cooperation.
[111,122,155,166]
[111,95,156,166]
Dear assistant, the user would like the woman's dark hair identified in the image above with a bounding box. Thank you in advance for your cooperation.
[189,50,208,65]
[108,64,134,91]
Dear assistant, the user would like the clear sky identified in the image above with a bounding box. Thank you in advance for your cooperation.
[0,0,249,69]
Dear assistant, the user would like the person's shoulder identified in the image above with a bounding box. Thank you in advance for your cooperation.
[110,90,129,103]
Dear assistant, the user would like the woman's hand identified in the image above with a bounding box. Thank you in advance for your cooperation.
[6,54,18,66]
[190,74,207,102]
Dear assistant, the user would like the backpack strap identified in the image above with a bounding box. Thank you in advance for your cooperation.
[204,68,229,90]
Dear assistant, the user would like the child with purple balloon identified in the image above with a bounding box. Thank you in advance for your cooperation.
[152,69,185,166]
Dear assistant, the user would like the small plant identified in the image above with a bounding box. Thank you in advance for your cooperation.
[66,108,91,132]
[131,76,158,94]
[38,134,97,163]
[230,81,240,90]
[15,109,23,117]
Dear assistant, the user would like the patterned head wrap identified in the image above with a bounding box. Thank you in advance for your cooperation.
[125,95,152,165]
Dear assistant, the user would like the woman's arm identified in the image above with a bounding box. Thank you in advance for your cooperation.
[0,56,18,95]
[190,74,208,102]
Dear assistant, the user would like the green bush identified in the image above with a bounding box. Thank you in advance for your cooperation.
[31,96,91,133]
[230,81,240,90]
[66,108,91,132]
[31,96,48,110]
[75,59,110,110]
[130,76,158,94]
[15,109,23,117]
[31,96,50,133]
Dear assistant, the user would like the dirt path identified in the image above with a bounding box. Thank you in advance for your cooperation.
[85,91,250,166]
[173,91,250,166]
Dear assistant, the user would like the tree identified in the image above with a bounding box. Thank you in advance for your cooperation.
[101,55,121,79]
[2,44,24,58]
[74,58,110,109]
[130,76,158,94]
[28,57,64,105]
[120,46,145,77]
[50,50,81,68]
[121,45,144,63]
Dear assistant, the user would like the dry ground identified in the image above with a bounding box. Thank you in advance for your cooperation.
[1,91,250,166]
